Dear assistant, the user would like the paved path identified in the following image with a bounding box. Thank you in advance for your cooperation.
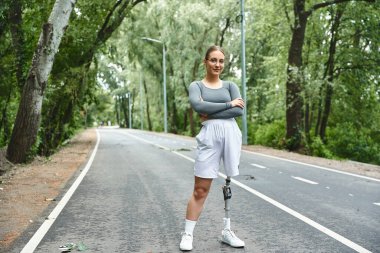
[14,129,380,252]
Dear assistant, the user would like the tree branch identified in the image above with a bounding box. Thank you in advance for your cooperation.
[334,62,379,73]
[97,0,123,43]
[219,17,230,47]
[307,0,375,15]
[132,0,146,8]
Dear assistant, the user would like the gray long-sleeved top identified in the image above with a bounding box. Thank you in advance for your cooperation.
[188,80,243,119]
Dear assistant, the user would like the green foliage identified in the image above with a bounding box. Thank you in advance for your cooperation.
[253,120,285,149]
[308,136,334,159]
[327,123,380,165]
[1,0,379,165]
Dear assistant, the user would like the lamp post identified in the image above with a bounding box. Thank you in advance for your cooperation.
[240,0,248,145]
[139,69,144,130]
[141,37,168,133]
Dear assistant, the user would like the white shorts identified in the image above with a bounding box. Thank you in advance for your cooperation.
[194,118,242,179]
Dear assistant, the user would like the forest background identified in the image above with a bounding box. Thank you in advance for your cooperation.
[0,0,379,166]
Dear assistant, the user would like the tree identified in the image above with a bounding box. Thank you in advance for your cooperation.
[285,0,375,150]
[39,0,146,154]
[317,5,345,141]
[7,0,77,163]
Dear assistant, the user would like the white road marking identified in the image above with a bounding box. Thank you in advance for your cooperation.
[125,131,372,253]
[243,149,380,183]
[251,163,266,169]
[21,130,101,253]
[374,203,380,206]
[292,176,319,185]
[172,151,196,163]
[349,194,354,197]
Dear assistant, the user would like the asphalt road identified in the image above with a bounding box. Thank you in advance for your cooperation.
[14,128,380,252]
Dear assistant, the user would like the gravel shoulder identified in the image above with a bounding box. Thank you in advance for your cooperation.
[0,128,97,251]
[0,128,379,251]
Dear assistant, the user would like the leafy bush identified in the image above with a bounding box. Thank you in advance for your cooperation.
[253,120,285,148]
[309,136,334,159]
[326,123,380,165]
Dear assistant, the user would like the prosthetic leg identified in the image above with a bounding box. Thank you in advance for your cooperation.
[221,176,245,247]
[222,177,232,219]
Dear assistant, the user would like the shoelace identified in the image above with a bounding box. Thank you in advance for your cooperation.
[224,229,238,239]
[181,232,193,240]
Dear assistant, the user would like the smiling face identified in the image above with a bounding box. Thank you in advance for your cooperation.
[204,49,225,77]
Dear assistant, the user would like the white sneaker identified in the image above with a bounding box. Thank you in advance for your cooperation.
[221,229,245,247]
[180,232,193,251]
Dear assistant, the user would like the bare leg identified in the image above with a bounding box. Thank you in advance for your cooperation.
[186,176,213,221]
[180,176,213,250]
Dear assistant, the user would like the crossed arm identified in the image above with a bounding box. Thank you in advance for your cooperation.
[188,82,244,120]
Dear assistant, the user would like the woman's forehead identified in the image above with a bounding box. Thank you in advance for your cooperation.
[208,50,225,59]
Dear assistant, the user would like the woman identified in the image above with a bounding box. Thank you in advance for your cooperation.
[180,45,245,251]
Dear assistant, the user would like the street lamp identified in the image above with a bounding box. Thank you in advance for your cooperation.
[141,37,168,133]
[139,69,144,130]
[240,0,248,145]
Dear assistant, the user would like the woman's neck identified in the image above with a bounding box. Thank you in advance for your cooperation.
[203,75,221,87]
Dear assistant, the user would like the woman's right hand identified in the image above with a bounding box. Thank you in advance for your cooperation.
[199,113,208,122]
[230,98,245,108]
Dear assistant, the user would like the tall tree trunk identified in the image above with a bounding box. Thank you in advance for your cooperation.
[319,6,345,141]
[285,0,308,150]
[39,90,76,156]
[143,79,152,131]
[303,26,313,143]
[183,109,188,132]
[314,86,324,136]
[171,97,178,134]
[121,96,128,128]
[130,91,135,128]
[115,99,120,126]
[50,100,74,154]
[189,108,195,136]
[7,0,76,163]
[39,101,59,156]
[304,102,311,143]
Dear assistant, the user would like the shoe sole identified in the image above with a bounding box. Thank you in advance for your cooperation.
[179,247,193,251]
[221,239,245,248]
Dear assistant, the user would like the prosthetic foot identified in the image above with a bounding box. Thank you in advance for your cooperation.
[221,177,245,248]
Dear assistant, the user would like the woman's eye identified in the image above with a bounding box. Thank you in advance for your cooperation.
[209,59,224,64]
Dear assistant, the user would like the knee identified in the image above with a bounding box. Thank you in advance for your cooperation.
[193,186,209,200]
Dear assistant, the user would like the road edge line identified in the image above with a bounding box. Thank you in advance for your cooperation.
[243,149,380,183]
[217,172,371,253]
[20,129,101,253]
